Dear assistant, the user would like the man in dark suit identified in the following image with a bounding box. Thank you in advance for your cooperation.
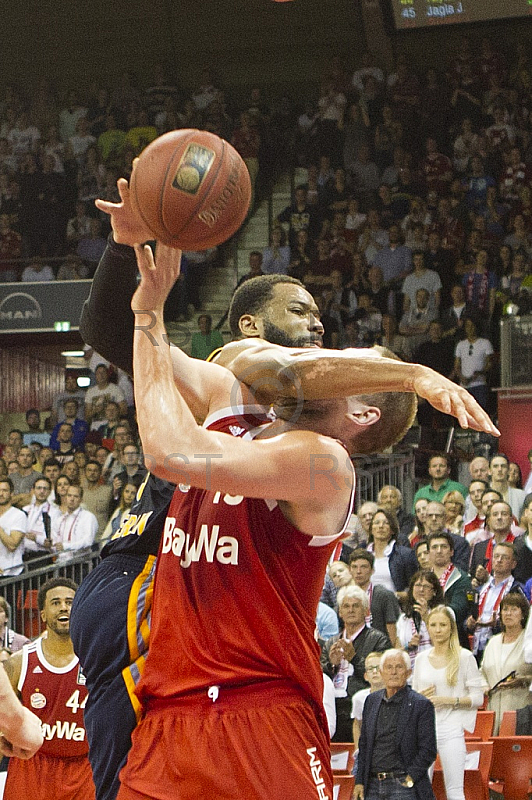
[354,649,437,800]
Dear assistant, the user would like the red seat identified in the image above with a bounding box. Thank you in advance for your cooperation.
[433,740,493,800]
[16,588,40,639]
[333,774,354,800]
[465,710,495,741]
[488,735,532,800]
[499,709,517,736]
[330,742,355,775]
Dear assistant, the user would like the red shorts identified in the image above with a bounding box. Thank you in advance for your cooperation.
[4,751,95,800]
[117,681,332,800]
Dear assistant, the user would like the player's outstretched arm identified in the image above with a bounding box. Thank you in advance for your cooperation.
[0,662,43,760]
[79,234,138,376]
[132,245,352,524]
[219,340,499,437]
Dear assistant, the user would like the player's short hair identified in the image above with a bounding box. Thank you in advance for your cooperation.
[275,346,417,455]
[37,577,78,611]
[345,346,417,454]
[228,274,305,337]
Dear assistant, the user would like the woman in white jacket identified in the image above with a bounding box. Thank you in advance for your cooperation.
[413,605,484,800]
[481,593,532,733]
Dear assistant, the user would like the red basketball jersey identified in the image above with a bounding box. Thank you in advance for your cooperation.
[18,638,89,758]
[137,409,355,713]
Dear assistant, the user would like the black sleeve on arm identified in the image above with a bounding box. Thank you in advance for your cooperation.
[79,233,138,376]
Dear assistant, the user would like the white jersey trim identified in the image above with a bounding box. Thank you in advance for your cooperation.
[202,405,271,429]
[17,640,31,693]
[34,636,79,675]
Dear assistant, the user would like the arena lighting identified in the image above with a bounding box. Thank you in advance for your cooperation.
[61,350,85,357]
[77,376,91,388]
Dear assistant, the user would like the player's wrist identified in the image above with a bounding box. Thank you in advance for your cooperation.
[406,363,425,392]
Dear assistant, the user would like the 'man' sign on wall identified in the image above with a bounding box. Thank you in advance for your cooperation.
[0,281,91,333]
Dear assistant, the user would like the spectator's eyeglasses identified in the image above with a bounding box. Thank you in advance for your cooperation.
[366,665,380,672]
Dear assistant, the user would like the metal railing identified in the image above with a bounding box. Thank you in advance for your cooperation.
[1,546,103,642]
[352,448,416,511]
[0,449,416,641]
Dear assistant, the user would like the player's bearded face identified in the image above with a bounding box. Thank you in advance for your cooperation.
[43,589,75,636]
[258,284,323,348]
[261,318,318,348]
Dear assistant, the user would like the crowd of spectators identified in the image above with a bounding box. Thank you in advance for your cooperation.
[318,450,532,754]
[260,38,532,419]
[0,364,143,578]
[2,42,532,383]
[0,64,284,280]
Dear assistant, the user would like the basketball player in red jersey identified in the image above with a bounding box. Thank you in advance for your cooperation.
[0,664,43,759]
[2,578,95,800]
[114,241,496,800]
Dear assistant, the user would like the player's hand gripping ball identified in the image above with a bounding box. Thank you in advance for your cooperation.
[130,129,251,250]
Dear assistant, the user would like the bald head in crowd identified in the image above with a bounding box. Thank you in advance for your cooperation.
[469,456,489,483]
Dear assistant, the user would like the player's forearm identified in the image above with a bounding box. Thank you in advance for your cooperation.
[228,343,424,402]
[0,666,24,732]
[0,665,43,757]
[133,312,218,481]
[79,235,138,376]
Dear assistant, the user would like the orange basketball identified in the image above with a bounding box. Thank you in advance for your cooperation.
[129,129,251,250]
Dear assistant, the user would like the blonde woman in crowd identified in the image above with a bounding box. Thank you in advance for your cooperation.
[413,605,483,800]
[442,490,466,535]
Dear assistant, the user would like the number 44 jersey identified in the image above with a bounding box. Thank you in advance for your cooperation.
[17,638,89,758]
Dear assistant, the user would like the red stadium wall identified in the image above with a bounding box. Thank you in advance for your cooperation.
[0,347,64,414]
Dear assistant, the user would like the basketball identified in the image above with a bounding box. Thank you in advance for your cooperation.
[129,129,252,250]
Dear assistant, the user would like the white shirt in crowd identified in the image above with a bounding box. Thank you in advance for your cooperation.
[23,500,62,553]
[0,506,27,576]
[455,337,494,389]
[52,507,98,563]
